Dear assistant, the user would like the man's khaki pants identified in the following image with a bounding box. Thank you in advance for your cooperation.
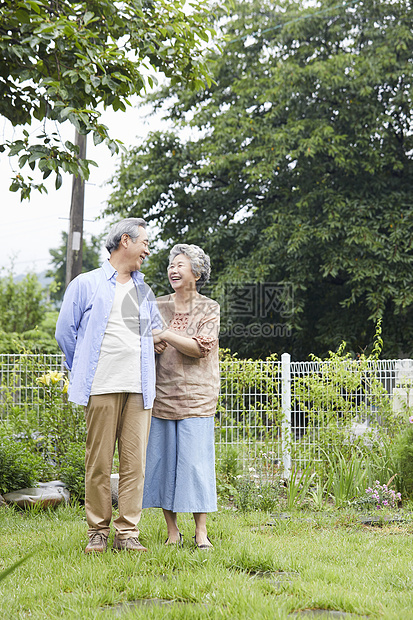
[84,393,152,540]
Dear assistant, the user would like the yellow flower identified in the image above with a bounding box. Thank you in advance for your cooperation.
[49,371,64,385]
[37,374,51,386]
[62,379,69,394]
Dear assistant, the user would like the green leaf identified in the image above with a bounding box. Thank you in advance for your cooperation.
[18,154,29,168]
[60,107,76,120]
[8,141,26,157]
[24,2,41,14]
[15,9,31,24]
[83,11,95,25]
[93,131,105,146]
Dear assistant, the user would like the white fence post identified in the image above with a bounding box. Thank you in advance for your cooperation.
[281,352,292,479]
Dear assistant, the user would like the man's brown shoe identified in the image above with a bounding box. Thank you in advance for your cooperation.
[113,535,147,552]
[84,532,108,553]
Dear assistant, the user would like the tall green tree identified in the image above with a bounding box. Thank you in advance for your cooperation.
[47,231,102,304]
[0,0,217,199]
[0,268,44,333]
[0,264,63,353]
[106,0,413,359]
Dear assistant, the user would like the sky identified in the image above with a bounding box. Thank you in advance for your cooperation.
[0,98,165,276]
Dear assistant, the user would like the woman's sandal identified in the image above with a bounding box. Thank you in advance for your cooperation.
[192,535,213,550]
[165,533,183,547]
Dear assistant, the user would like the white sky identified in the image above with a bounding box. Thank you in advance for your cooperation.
[0,98,165,276]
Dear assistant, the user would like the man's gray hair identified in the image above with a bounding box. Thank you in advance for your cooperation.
[105,218,147,254]
[169,244,211,292]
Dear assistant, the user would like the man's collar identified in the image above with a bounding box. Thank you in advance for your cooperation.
[102,258,145,281]
[102,259,116,280]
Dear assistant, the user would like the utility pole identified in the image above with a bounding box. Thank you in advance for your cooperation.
[65,131,87,288]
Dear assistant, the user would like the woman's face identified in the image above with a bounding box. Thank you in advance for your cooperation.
[167,253,198,292]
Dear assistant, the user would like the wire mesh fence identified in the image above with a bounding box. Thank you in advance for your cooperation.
[0,354,66,422]
[1,354,411,475]
[216,357,282,477]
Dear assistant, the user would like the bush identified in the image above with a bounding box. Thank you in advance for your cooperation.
[59,442,86,503]
[216,445,241,499]
[352,480,401,511]
[235,477,281,512]
[3,364,86,481]
[293,322,402,484]
[393,424,413,497]
[0,435,43,495]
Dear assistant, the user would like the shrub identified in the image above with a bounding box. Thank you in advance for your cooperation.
[393,424,413,497]
[3,363,86,481]
[235,477,281,512]
[0,435,43,495]
[365,480,401,509]
[216,445,242,500]
[59,442,86,503]
[293,321,402,483]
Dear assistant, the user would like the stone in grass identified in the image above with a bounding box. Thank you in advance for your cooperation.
[247,570,297,591]
[102,599,209,615]
[289,610,363,618]
[102,599,174,616]
[251,513,316,532]
[111,473,119,507]
[269,513,316,524]
[358,514,406,526]
[4,481,69,509]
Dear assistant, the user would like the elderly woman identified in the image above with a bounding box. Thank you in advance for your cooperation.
[142,243,220,549]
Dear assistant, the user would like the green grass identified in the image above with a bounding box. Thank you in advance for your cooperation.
[1,504,413,619]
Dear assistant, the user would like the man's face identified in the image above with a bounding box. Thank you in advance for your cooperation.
[127,226,150,271]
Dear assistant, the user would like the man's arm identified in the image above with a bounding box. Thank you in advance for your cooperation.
[55,278,82,370]
[148,286,164,331]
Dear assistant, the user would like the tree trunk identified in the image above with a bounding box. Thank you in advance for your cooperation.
[65,131,86,288]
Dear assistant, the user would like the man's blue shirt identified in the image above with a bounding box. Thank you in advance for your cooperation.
[55,259,162,407]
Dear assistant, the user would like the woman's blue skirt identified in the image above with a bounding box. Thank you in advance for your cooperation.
[142,416,217,513]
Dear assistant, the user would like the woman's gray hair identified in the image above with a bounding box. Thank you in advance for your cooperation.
[105,218,147,254]
[169,244,211,291]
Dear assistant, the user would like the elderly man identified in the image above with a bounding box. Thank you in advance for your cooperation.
[56,218,162,553]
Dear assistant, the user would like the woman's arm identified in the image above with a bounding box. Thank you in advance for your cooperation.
[153,328,203,358]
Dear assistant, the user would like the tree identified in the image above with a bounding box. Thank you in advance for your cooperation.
[0,265,61,353]
[47,231,102,304]
[105,0,413,360]
[0,0,217,199]
[0,264,65,353]
[0,268,44,333]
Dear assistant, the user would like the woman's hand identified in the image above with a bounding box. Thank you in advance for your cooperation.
[154,341,167,354]
[153,329,168,354]
[153,328,165,344]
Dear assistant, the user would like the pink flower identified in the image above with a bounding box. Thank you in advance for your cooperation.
[409,415,413,424]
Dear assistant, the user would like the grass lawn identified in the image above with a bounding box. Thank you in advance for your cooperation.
[1,503,413,619]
